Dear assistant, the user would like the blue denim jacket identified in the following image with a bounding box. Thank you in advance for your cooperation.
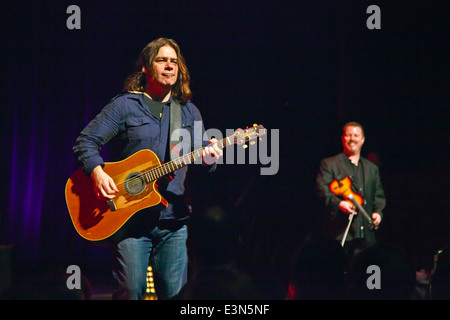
[73,92,215,220]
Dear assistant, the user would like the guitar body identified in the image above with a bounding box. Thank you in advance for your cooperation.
[329,176,377,230]
[329,176,363,206]
[65,149,168,241]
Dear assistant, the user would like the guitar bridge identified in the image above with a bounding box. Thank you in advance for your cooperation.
[106,199,117,211]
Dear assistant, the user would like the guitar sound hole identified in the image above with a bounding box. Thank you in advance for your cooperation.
[124,172,146,195]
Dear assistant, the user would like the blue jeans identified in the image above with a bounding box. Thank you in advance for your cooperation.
[111,223,188,300]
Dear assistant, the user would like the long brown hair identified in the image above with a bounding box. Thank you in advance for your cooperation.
[123,38,191,103]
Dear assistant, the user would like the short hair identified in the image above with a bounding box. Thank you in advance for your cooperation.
[123,38,191,103]
[342,121,365,137]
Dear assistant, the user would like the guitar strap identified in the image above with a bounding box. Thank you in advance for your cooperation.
[140,92,182,161]
[169,99,182,160]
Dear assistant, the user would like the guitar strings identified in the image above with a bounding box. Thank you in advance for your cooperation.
[113,149,204,190]
[111,135,234,193]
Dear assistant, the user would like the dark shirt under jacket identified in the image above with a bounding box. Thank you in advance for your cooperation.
[316,153,386,243]
[73,92,216,221]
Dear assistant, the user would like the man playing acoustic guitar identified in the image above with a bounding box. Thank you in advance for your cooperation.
[316,122,386,259]
[73,38,222,299]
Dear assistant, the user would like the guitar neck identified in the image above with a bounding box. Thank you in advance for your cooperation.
[142,136,231,182]
[348,194,373,223]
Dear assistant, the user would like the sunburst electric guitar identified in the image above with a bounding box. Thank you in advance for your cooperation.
[65,124,265,241]
[329,176,376,230]
[329,176,377,247]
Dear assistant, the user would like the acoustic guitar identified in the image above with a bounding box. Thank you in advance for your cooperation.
[65,124,265,241]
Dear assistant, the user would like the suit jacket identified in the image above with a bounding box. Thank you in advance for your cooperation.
[316,153,386,243]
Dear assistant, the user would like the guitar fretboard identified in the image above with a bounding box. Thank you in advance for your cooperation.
[142,136,234,183]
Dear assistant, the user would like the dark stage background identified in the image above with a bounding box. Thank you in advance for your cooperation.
[1,0,449,291]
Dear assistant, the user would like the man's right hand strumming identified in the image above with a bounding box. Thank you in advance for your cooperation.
[91,165,119,200]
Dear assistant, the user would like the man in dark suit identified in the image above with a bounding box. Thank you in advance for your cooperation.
[316,122,386,257]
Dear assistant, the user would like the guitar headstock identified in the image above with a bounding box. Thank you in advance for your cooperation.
[232,124,266,147]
